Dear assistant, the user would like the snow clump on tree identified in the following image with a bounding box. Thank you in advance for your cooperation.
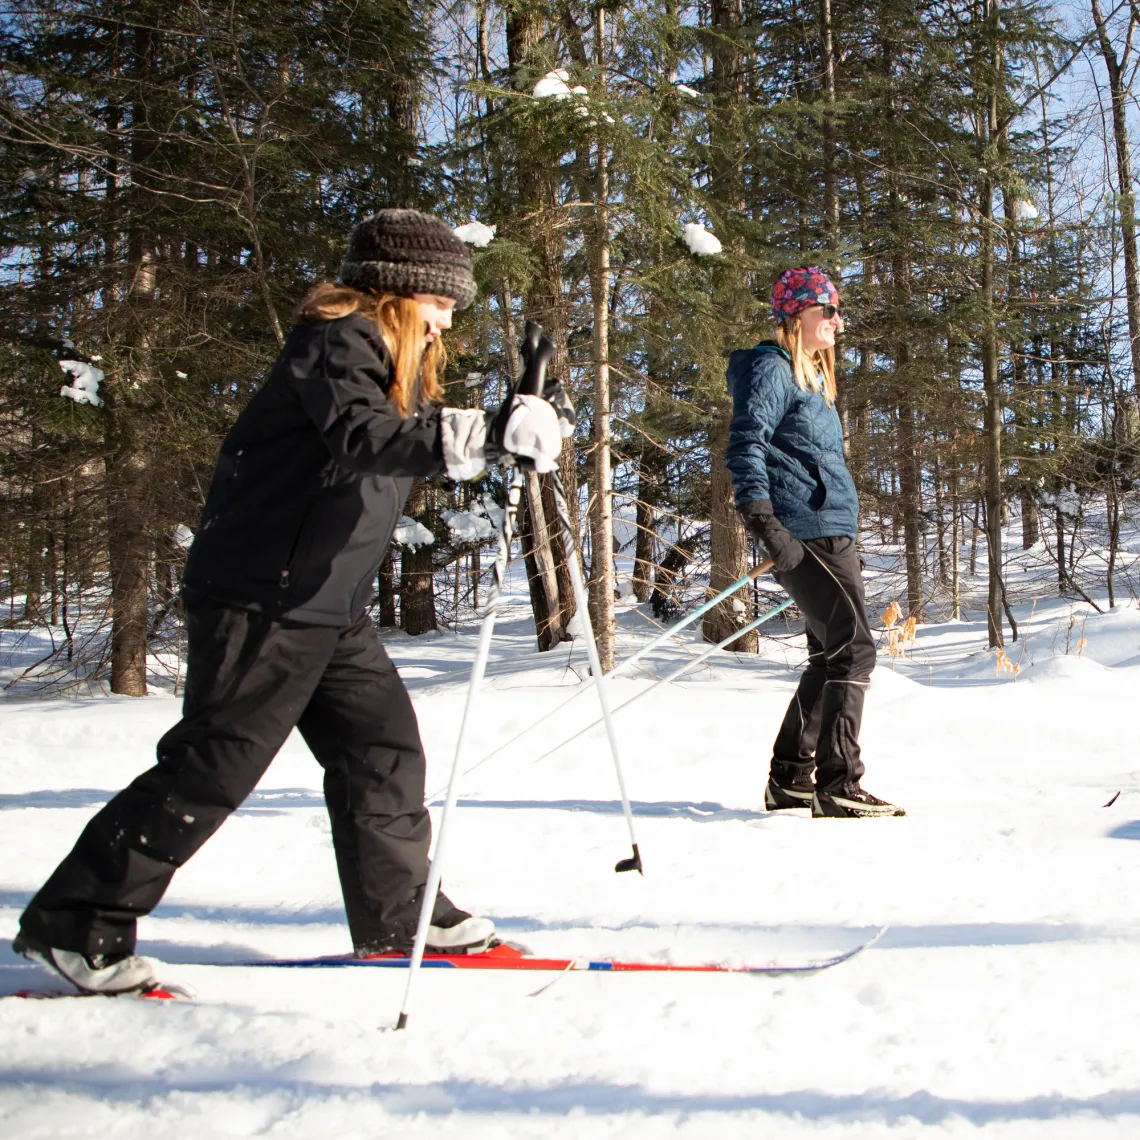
[393,517,435,550]
[440,509,496,544]
[534,69,580,100]
[59,359,104,407]
[453,221,496,247]
[682,223,723,256]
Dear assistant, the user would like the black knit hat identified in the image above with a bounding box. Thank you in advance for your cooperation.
[337,209,476,309]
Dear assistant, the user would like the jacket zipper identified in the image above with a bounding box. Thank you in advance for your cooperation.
[281,504,316,589]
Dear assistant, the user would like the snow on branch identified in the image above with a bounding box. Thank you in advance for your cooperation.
[682,223,722,256]
[59,360,104,407]
[440,509,496,544]
[454,221,496,247]
[393,516,435,550]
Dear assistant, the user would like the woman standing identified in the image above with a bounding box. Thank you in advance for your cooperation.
[15,209,566,993]
[725,266,903,819]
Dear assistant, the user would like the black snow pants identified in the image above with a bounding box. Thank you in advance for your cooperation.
[770,536,876,796]
[19,599,431,957]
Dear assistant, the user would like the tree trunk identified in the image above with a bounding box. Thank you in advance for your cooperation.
[106,445,151,695]
[979,0,1005,648]
[105,18,161,696]
[375,551,397,627]
[504,2,578,639]
[585,5,615,672]
[1092,0,1140,423]
[704,412,756,649]
[399,480,437,635]
[702,0,756,652]
[499,280,565,645]
[896,361,923,618]
[632,449,664,603]
[519,478,564,650]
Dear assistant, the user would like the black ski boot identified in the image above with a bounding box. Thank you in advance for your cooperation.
[353,889,495,957]
[764,775,815,811]
[812,786,906,818]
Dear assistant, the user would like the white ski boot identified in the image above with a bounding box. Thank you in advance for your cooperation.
[13,931,158,994]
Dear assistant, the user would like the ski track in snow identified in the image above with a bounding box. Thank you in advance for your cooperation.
[3,525,1140,1136]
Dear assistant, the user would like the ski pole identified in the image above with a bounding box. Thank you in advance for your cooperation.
[435,558,774,793]
[397,329,549,1031]
[548,467,643,874]
[527,584,788,768]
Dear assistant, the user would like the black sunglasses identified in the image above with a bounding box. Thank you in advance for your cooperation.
[817,303,842,320]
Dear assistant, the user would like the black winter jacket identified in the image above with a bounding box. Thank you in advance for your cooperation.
[183,313,445,625]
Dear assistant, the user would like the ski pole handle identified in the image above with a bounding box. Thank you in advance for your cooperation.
[518,319,556,398]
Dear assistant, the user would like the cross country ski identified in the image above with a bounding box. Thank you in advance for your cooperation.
[220,928,889,975]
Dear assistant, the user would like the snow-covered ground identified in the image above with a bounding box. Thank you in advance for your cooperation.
[3,519,1140,1137]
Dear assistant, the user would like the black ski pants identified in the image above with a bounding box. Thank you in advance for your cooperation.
[770,536,876,795]
[19,600,431,957]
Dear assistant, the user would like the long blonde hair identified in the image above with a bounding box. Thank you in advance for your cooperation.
[294,283,445,416]
[775,315,837,406]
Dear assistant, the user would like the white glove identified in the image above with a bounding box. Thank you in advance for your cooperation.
[495,394,563,474]
[439,407,489,481]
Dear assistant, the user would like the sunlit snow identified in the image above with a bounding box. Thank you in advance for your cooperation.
[58,360,104,407]
[683,222,723,256]
[392,516,435,550]
[453,221,496,247]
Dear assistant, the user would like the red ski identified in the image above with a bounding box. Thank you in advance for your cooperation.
[231,927,887,974]
[6,984,191,1001]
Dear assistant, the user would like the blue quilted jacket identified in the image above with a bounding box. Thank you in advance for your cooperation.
[724,342,859,540]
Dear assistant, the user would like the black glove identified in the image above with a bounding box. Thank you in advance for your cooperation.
[738,499,805,573]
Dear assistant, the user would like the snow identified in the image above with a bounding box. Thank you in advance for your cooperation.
[1012,200,1039,221]
[533,71,602,119]
[675,84,701,98]
[58,360,104,407]
[1040,486,1081,518]
[453,221,496,248]
[682,222,723,256]
[534,69,574,100]
[4,517,1140,1135]
[440,509,495,545]
[172,524,194,550]
[393,516,435,550]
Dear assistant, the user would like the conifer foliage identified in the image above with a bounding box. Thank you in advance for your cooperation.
[1,0,1137,690]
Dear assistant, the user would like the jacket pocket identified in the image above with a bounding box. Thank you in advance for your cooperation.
[280,500,317,590]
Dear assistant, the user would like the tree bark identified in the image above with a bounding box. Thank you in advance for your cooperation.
[1092,0,1140,424]
[632,449,665,603]
[979,0,1005,648]
[399,479,437,635]
[585,5,615,672]
[107,19,159,695]
[702,0,756,652]
[375,551,397,627]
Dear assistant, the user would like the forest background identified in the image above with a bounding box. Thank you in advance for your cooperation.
[2,0,1139,696]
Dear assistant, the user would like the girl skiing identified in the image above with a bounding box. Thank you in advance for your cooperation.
[725,265,903,818]
[15,208,566,993]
